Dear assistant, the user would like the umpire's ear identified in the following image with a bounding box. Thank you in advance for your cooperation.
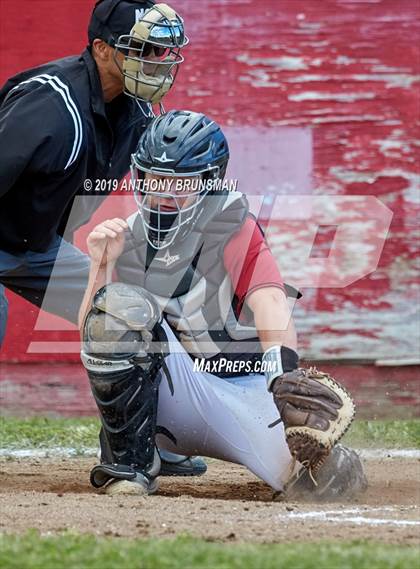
[92,38,114,63]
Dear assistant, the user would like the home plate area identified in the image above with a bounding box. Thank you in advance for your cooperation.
[0,454,418,546]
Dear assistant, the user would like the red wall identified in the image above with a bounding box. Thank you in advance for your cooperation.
[0,0,419,362]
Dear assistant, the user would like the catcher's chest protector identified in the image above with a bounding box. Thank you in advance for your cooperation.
[117,191,261,359]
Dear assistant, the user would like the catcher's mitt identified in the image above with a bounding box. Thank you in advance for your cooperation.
[270,367,355,477]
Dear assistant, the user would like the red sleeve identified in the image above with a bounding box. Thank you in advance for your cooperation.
[223,216,285,316]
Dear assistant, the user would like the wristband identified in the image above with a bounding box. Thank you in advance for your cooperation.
[262,345,299,391]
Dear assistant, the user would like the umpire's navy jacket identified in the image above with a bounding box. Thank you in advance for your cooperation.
[0,48,152,254]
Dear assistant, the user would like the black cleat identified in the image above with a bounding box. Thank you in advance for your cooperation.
[158,449,207,477]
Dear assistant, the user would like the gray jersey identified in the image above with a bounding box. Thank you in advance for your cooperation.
[116,191,262,364]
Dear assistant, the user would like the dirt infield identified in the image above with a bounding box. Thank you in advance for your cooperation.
[0,456,419,545]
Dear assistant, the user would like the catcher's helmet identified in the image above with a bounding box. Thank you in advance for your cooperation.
[131,110,230,249]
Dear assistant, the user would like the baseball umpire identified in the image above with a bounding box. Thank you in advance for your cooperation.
[78,110,368,498]
[0,1,207,477]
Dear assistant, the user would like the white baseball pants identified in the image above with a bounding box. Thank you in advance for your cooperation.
[156,320,295,492]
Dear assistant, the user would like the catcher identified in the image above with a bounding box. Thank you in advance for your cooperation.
[78,110,367,498]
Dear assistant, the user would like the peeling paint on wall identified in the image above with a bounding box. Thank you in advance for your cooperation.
[0,0,419,362]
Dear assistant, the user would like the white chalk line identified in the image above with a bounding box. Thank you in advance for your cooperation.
[0,447,97,458]
[0,447,419,459]
[358,448,420,459]
[281,506,420,528]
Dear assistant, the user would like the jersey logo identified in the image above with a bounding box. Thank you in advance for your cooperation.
[155,250,180,267]
[156,152,172,163]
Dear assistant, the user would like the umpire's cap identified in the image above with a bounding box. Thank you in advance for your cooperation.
[88,0,156,46]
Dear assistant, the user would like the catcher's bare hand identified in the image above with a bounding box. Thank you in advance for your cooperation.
[87,218,128,267]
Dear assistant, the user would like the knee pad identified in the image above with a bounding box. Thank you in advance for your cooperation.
[81,283,168,487]
[82,282,163,363]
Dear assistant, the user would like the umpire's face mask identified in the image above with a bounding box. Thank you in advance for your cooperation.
[114,3,188,105]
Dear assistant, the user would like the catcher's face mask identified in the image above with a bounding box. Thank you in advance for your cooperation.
[130,160,219,250]
[114,3,188,105]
